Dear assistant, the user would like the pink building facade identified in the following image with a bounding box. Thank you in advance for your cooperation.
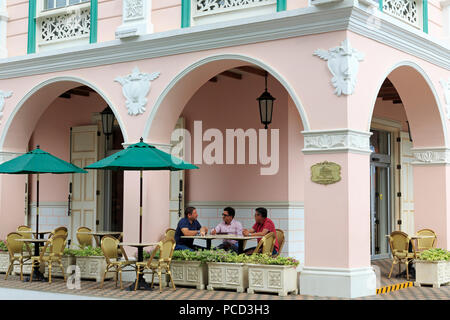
[0,0,448,298]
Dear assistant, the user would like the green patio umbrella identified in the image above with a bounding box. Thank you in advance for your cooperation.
[0,145,87,237]
[85,138,198,243]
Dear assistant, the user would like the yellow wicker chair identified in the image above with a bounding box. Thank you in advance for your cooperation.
[273,229,285,257]
[17,225,33,253]
[4,232,32,281]
[100,236,136,290]
[164,228,176,241]
[253,232,276,255]
[76,227,93,248]
[30,235,67,284]
[416,229,437,256]
[388,231,416,280]
[135,238,176,293]
[50,226,68,240]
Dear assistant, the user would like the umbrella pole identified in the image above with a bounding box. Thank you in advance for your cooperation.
[139,170,142,244]
[36,173,39,238]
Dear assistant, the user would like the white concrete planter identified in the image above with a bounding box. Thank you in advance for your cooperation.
[44,255,76,278]
[415,260,450,288]
[144,260,208,289]
[0,252,9,273]
[207,262,248,293]
[247,264,298,296]
[143,270,168,288]
[76,256,114,282]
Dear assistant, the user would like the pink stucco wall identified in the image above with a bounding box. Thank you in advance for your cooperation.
[27,92,106,202]
[181,71,301,202]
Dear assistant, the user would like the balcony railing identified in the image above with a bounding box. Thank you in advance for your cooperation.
[191,0,278,26]
[380,0,424,30]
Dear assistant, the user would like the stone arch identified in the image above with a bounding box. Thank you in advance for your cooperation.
[367,61,448,148]
[0,76,128,151]
[143,53,310,143]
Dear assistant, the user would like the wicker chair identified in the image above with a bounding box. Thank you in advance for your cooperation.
[163,228,176,241]
[30,235,67,283]
[273,229,285,257]
[4,232,32,281]
[253,232,276,255]
[76,227,93,248]
[100,236,136,290]
[135,238,176,293]
[17,225,33,253]
[388,231,416,280]
[416,229,437,256]
[50,226,68,240]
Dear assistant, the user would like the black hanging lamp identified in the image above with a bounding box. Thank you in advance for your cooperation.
[257,71,276,129]
[100,106,114,140]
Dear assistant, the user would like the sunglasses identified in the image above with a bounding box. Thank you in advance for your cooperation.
[222,214,230,217]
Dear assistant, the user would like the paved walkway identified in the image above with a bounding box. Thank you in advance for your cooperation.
[0,259,447,300]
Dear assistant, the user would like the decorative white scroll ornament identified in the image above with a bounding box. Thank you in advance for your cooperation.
[0,90,12,124]
[114,67,160,116]
[314,39,365,96]
[440,78,450,119]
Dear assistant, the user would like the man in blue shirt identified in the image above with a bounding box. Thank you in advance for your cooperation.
[175,206,208,251]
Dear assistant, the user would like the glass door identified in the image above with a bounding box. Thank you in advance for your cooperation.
[370,129,392,259]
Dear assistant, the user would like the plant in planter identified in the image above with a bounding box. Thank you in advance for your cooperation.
[0,240,9,273]
[415,248,450,288]
[246,254,300,296]
[206,250,251,293]
[73,246,114,282]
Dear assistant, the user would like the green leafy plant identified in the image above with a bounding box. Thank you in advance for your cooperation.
[418,248,450,261]
[70,245,104,257]
[0,240,7,252]
[170,249,300,266]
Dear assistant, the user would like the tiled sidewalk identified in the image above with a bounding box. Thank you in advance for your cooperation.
[0,259,448,300]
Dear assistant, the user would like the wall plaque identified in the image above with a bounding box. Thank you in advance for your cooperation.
[311,161,341,185]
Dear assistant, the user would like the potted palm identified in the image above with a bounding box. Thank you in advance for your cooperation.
[415,248,450,288]
[246,254,299,296]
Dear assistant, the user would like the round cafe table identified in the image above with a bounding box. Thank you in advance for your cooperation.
[16,238,48,282]
[119,242,157,291]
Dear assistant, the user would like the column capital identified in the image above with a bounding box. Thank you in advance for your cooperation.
[302,129,372,155]
[412,147,450,165]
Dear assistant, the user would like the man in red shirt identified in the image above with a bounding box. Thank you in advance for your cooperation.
[242,207,279,255]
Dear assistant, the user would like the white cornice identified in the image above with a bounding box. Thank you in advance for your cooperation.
[0,1,448,80]
[411,147,450,165]
[302,129,373,154]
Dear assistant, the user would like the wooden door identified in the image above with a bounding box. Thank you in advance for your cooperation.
[399,131,415,235]
[70,125,99,246]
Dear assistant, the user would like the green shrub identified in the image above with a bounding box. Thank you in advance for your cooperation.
[0,240,7,252]
[70,245,103,257]
[418,248,450,261]
[170,249,299,266]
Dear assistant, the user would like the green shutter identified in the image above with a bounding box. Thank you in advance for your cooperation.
[277,0,287,11]
[181,0,191,28]
[90,0,98,43]
[422,0,428,33]
[27,0,37,54]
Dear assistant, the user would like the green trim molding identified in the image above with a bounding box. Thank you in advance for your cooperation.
[90,0,98,43]
[422,0,428,33]
[181,0,191,28]
[277,0,287,11]
[27,0,37,54]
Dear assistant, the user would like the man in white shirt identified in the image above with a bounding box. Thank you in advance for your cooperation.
[211,207,243,253]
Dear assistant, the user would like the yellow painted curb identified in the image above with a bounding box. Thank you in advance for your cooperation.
[376,282,413,294]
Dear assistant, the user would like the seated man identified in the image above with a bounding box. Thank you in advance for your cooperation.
[211,207,243,253]
[175,206,208,251]
[242,207,279,256]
